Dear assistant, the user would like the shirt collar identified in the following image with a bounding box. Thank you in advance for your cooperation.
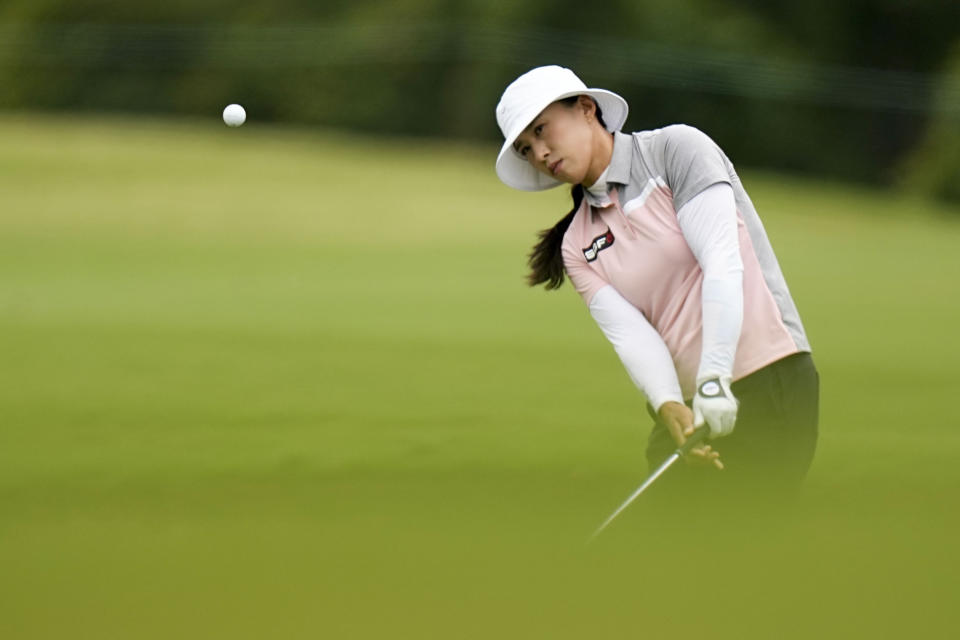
[606,131,633,186]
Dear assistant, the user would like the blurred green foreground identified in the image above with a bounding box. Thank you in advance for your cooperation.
[2,114,959,639]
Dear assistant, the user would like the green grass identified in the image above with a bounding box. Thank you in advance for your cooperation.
[2,112,959,639]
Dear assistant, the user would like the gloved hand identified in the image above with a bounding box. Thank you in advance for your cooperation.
[693,376,738,438]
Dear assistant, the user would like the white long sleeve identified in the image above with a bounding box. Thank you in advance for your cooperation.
[588,285,684,412]
[676,182,744,381]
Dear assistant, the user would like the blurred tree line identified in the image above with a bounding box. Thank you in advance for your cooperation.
[1,0,958,198]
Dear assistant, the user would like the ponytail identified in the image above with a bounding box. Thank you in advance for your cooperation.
[526,184,583,289]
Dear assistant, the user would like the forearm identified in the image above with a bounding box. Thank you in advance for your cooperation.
[700,277,743,380]
[588,285,684,412]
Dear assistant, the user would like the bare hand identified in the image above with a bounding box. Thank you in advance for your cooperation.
[657,401,724,470]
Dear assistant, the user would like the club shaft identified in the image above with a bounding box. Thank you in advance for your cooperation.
[588,426,710,542]
[589,452,680,542]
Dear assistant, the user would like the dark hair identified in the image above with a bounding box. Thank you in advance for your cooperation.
[526,96,607,290]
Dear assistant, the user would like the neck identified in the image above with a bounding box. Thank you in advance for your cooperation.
[583,129,614,188]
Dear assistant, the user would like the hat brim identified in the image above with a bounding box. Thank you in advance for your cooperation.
[495,89,629,192]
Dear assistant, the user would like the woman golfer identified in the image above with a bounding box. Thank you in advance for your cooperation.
[495,66,818,498]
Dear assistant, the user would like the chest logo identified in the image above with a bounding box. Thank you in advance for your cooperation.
[583,229,615,262]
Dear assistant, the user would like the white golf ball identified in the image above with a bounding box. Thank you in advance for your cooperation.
[222,103,246,127]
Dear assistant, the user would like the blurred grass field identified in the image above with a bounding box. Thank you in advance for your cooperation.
[2,112,959,639]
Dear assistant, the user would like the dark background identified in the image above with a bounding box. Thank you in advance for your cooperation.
[2,0,958,198]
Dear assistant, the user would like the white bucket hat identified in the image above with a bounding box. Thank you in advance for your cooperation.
[495,65,629,191]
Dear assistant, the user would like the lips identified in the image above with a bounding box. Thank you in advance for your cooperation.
[549,160,563,176]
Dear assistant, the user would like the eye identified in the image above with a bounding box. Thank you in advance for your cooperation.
[534,124,544,136]
[519,145,530,157]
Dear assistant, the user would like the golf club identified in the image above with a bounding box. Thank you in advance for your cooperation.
[588,425,710,543]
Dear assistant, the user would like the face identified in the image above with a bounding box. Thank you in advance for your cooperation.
[512,97,598,185]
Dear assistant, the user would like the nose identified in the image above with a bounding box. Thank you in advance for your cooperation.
[531,140,550,165]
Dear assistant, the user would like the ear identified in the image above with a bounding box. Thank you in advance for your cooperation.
[577,95,597,121]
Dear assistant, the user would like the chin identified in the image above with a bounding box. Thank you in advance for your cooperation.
[557,168,584,184]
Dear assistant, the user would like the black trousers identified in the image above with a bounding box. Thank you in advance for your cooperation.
[644,352,819,505]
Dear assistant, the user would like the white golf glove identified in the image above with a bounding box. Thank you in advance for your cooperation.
[693,376,738,438]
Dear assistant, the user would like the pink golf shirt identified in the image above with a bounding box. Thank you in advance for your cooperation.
[561,126,807,399]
